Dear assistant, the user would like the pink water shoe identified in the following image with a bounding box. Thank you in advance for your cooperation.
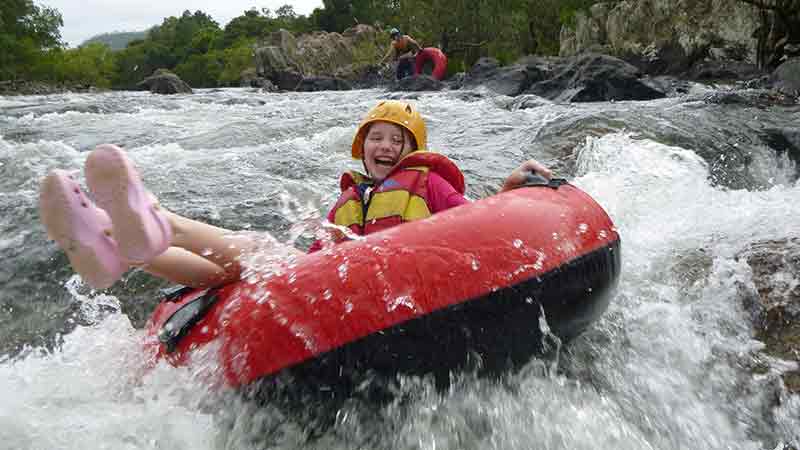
[39,170,127,289]
[85,144,173,264]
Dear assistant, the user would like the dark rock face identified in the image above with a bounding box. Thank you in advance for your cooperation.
[761,128,800,176]
[525,53,666,102]
[272,70,303,91]
[621,40,698,76]
[738,238,800,393]
[393,75,445,92]
[136,69,192,94]
[460,56,555,97]
[640,76,692,97]
[295,76,352,92]
[686,60,764,82]
[703,91,799,108]
[0,80,100,96]
[772,57,800,98]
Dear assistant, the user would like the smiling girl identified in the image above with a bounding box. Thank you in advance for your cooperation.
[39,100,550,289]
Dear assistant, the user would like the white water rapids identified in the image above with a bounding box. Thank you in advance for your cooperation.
[0,88,798,449]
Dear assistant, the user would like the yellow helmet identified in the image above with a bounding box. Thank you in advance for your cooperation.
[351,100,427,159]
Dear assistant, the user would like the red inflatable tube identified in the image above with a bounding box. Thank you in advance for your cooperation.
[144,181,620,388]
[414,47,448,80]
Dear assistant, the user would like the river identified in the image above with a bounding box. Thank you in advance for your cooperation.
[0,87,798,449]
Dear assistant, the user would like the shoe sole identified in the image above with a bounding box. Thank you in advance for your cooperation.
[39,170,125,289]
[85,144,171,263]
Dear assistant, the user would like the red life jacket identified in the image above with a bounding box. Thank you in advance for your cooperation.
[330,151,465,238]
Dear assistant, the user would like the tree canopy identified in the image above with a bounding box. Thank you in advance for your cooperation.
[5,0,790,88]
[0,0,63,79]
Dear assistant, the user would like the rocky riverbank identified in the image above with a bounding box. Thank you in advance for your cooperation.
[0,80,105,96]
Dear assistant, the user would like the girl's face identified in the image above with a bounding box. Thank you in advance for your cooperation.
[362,121,415,181]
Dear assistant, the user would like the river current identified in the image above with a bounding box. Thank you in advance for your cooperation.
[0,87,798,449]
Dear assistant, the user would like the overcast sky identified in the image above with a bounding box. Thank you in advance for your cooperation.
[41,0,323,47]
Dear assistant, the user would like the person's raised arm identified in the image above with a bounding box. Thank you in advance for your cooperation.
[500,159,552,192]
[379,45,395,65]
[407,37,421,54]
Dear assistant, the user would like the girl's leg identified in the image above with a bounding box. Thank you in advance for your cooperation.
[158,210,304,283]
[142,247,230,288]
[39,170,234,289]
[41,144,303,290]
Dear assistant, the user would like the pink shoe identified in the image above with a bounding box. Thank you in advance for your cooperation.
[39,170,127,289]
[85,144,173,264]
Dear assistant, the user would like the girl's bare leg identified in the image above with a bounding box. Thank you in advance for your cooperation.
[141,247,230,288]
[139,210,304,288]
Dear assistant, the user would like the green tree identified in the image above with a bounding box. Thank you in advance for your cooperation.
[218,40,258,85]
[0,0,63,79]
[55,43,116,87]
[312,0,355,32]
[222,9,275,48]
[274,4,314,33]
[174,52,223,87]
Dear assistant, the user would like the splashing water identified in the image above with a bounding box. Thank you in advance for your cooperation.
[0,88,798,449]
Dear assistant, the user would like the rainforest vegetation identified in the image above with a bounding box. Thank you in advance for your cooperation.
[1,0,797,89]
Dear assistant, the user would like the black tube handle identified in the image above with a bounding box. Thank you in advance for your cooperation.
[521,173,568,189]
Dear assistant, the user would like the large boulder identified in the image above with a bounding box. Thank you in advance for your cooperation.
[295,76,352,92]
[253,25,385,90]
[462,57,530,96]
[560,0,762,76]
[461,56,558,96]
[254,46,292,80]
[525,53,665,102]
[737,238,800,393]
[272,69,303,91]
[136,69,192,94]
[772,57,800,98]
[394,75,445,92]
[760,128,800,179]
[686,60,764,82]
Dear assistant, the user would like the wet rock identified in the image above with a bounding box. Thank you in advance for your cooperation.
[686,60,764,82]
[504,95,553,111]
[760,128,800,174]
[641,75,692,97]
[136,69,193,94]
[0,80,102,96]
[525,53,666,102]
[772,57,800,99]
[702,90,798,108]
[296,76,352,92]
[621,40,697,76]
[336,63,384,89]
[737,238,800,393]
[239,68,276,91]
[393,75,445,92]
[272,69,303,91]
[445,72,466,90]
[462,57,528,96]
[461,56,555,97]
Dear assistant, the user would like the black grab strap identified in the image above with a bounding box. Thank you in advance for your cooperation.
[158,289,220,354]
[522,173,568,189]
[160,285,197,303]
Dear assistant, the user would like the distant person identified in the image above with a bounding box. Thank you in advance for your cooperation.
[379,28,421,80]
